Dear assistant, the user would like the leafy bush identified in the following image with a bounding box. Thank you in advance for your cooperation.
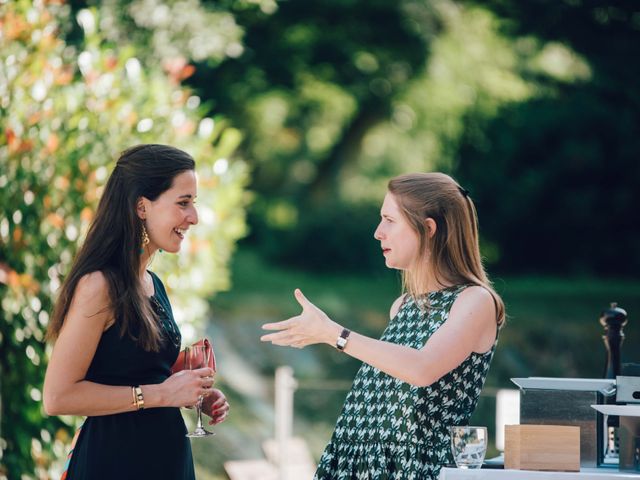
[0,2,248,477]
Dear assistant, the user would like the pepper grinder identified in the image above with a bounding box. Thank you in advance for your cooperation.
[600,302,628,465]
[601,302,628,379]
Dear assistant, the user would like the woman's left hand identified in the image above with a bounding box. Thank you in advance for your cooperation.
[201,388,230,425]
[261,289,341,348]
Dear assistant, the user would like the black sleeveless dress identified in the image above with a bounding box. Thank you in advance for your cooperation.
[64,271,195,480]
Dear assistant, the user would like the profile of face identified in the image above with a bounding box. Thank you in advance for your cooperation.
[137,170,199,254]
[373,193,421,270]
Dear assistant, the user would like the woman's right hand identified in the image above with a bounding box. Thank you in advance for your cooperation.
[160,367,214,407]
[261,289,341,348]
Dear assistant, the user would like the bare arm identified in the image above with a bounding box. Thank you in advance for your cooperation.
[261,287,496,387]
[43,272,213,416]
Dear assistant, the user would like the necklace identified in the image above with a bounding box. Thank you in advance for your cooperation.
[151,296,181,347]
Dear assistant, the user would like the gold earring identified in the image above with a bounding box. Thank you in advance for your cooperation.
[141,224,150,251]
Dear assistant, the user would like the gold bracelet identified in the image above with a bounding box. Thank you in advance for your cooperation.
[131,386,137,409]
[133,386,144,410]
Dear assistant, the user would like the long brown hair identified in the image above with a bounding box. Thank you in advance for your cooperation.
[388,172,505,326]
[47,144,196,350]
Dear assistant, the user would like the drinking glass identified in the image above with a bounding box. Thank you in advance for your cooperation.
[185,345,215,437]
[450,426,487,469]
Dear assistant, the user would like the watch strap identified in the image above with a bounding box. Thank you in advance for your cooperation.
[336,328,351,351]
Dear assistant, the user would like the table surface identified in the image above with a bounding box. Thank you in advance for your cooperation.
[438,467,640,479]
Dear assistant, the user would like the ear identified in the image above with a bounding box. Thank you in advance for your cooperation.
[424,218,437,239]
[136,197,147,220]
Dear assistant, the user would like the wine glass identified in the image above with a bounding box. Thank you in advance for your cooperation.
[450,425,487,469]
[185,345,215,437]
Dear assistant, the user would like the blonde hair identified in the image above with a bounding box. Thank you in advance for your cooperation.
[388,172,505,326]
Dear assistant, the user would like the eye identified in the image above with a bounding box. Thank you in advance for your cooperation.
[177,201,189,207]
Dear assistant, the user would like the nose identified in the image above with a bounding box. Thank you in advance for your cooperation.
[188,205,199,226]
[373,222,384,240]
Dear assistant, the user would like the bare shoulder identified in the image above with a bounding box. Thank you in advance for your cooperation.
[75,271,110,300]
[73,271,109,303]
[458,285,494,304]
[70,271,112,323]
[389,294,407,319]
[451,285,496,323]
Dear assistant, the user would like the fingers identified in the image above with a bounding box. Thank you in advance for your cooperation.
[207,403,230,425]
[208,391,227,409]
[208,401,230,416]
[207,397,226,409]
[202,389,230,424]
[208,412,228,425]
[260,331,293,345]
[192,367,214,377]
[261,332,307,348]
[201,376,214,389]
[260,319,298,342]
[187,370,215,398]
[260,332,277,343]
[294,288,311,310]
[262,317,297,331]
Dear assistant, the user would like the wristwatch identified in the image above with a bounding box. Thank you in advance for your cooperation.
[335,328,351,351]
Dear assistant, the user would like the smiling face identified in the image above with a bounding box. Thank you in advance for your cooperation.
[138,170,198,254]
[373,193,421,271]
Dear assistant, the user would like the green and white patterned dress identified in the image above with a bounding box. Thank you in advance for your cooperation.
[315,285,497,480]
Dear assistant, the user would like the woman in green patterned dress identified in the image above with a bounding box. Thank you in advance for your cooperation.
[262,172,505,479]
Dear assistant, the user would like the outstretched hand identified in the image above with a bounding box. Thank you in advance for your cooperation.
[261,289,341,349]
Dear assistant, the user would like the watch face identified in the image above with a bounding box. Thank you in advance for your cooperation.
[336,337,347,349]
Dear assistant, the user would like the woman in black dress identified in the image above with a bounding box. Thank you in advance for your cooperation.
[43,145,229,479]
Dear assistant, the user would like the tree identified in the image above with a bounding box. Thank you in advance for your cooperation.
[190,0,438,202]
[454,0,640,274]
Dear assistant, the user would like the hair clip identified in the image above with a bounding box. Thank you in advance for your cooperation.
[458,187,470,198]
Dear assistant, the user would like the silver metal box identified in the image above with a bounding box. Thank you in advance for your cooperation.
[592,404,640,472]
[617,376,640,404]
[512,377,616,468]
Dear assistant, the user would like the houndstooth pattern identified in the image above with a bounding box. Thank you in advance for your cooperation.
[315,285,496,480]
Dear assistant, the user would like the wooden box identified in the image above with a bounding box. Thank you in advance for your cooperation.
[504,424,580,472]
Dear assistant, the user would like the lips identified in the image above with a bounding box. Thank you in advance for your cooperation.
[173,227,186,239]
[382,247,391,255]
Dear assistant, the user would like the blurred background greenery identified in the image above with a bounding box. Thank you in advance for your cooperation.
[1,0,639,478]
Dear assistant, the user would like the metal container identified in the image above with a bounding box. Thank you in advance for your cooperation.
[592,404,640,472]
[617,376,640,404]
[512,377,616,468]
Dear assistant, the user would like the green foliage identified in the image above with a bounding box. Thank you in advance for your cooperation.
[341,3,545,204]
[203,1,574,272]
[92,0,245,64]
[190,0,437,204]
[197,0,638,276]
[0,2,248,477]
[251,200,384,273]
[455,0,640,274]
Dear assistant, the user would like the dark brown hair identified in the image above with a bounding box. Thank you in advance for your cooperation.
[47,144,195,350]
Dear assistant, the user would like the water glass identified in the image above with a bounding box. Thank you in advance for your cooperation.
[450,425,487,469]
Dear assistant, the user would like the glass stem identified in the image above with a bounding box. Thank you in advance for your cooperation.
[196,396,204,430]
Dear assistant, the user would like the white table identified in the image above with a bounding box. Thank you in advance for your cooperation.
[438,467,640,479]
